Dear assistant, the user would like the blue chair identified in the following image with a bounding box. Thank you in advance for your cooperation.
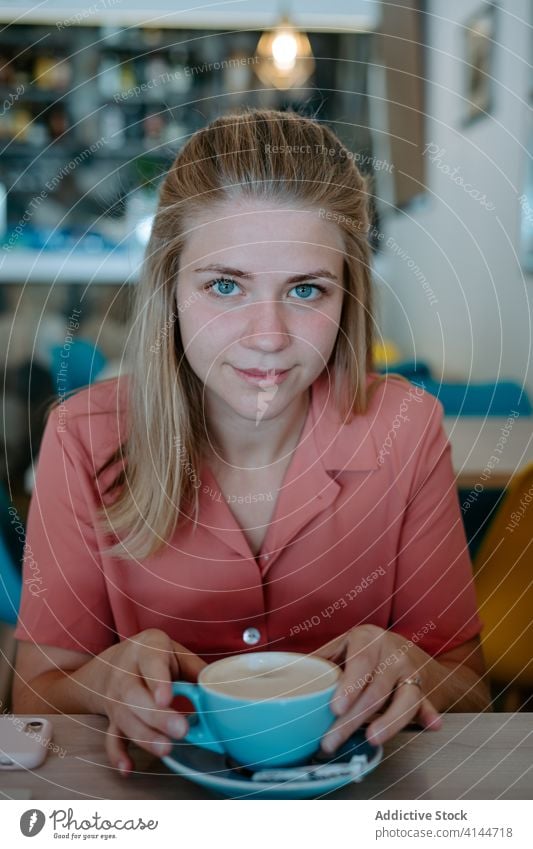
[411,378,532,417]
[0,532,21,626]
[0,483,23,568]
[49,338,107,394]
[0,484,23,625]
[378,359,532,415]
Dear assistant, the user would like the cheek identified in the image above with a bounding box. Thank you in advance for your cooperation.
[178,307,230,363]
[191,309,245,350]
[301,310,341,349]
[179,303,212,343]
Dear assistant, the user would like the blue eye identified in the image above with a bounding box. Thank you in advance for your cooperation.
[205,278,327,300]
[290,283,326,300]
[207,277,240,297]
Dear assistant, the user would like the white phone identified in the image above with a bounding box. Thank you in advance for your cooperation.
[0,715,53,770]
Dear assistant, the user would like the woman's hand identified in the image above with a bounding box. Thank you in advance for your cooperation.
[83,628,206,776]
[313,624,442,752]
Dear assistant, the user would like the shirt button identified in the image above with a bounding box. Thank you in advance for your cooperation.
[242,627,261,645]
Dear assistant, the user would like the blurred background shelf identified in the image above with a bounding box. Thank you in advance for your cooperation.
[0,21,374,279]
[0,245,144,284]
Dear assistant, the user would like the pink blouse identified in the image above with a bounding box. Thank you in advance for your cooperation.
[15,370,483,664]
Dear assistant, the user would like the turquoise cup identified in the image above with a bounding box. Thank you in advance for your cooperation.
[172,651,340,770]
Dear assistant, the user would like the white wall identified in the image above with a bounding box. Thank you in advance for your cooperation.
[376,0,532,398]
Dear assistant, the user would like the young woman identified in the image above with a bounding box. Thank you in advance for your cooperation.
[13,109,490,777]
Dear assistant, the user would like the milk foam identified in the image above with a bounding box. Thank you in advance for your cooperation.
[201,653,339,700]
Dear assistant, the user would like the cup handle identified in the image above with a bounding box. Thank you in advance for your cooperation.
[172,682,225,755]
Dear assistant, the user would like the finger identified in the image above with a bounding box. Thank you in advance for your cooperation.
[171,640,207,684]
[330,630,382,716]
[365,685,429,745]
[121,679,188,741]
[311,633,348,665]
[139,640,208,707]
[321,675,391,753]
[414,697,443,731]
[105,722,133,777]
[137,644,179,708]
[115,709,178,758]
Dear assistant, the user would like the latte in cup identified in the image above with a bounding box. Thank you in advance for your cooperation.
[171,651,341,768]
[200,652,339,700]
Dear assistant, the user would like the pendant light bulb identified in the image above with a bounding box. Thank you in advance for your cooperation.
[255,15,315,90]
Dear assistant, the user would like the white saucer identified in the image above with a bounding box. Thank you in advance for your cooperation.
[162,730,383,799]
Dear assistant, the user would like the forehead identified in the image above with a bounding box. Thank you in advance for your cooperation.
[180,198,346,272]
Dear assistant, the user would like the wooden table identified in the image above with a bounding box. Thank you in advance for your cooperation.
[444,417,533,489]
[1,713,531,800]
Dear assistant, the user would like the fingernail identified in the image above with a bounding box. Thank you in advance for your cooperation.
[156,686,169,706]
[322,732,341,753]
[168,717,186,737]
[367,726,382,743]
[332,695,349,715]
[118,760,129,776]
[154,738,171,755]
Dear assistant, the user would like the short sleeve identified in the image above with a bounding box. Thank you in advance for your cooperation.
[14,406,117,655]
[389,394,484,657]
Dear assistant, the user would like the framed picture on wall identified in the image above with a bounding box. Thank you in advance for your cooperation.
[462,2,497,126]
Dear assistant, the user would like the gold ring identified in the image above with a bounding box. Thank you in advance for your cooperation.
[395,675,423,692]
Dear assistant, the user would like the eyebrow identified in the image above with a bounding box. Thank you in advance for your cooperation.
[192,264,338,284]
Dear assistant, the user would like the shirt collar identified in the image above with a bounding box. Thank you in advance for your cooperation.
[309,370,381,473]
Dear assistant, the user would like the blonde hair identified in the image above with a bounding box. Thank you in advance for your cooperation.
[60,108,397,561]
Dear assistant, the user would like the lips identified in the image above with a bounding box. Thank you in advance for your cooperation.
[237,368,289,377]
[232,366,292,386]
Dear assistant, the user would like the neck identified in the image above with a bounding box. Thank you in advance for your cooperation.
[205,389,310,470]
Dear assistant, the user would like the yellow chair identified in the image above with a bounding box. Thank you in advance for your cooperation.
[473,463,533,711]
[372,340,401,369]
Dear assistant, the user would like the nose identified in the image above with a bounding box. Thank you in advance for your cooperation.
[240,297,291,353]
